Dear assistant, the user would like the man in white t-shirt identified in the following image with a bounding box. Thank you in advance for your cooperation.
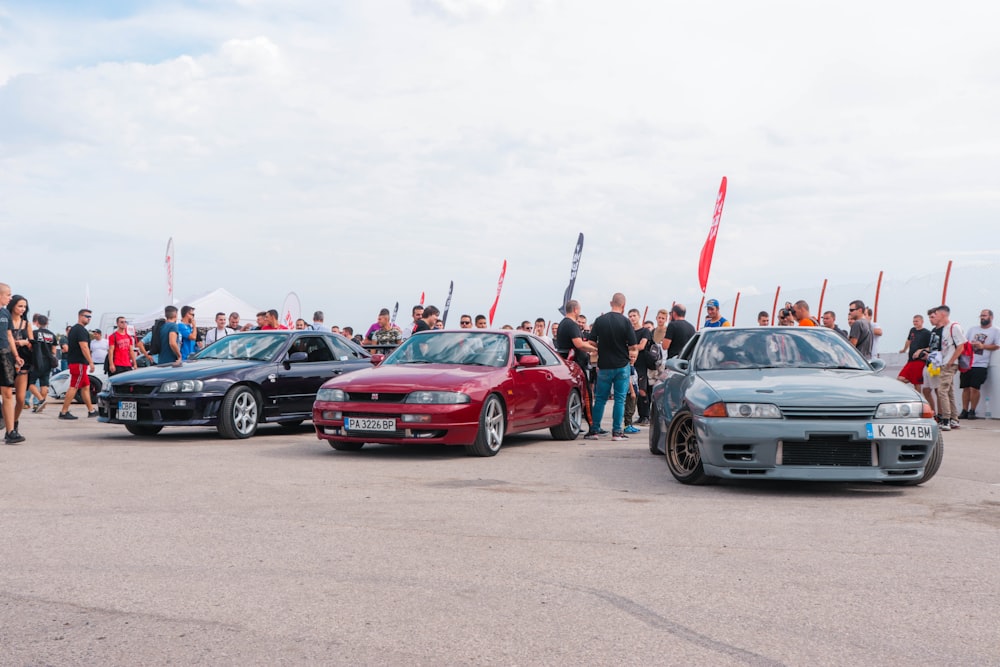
[865,307,883,358]
[204,312,235,346]
[960,308,999,420]
[935,305,965,431]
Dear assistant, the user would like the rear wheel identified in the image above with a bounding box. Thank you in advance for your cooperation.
[550,390,582,441]
[465,394,505,457]
[665,411,713,485]
[218,386,259,439]
[884,434,943,486]
[75,376,102,403]
[125,423,163,436]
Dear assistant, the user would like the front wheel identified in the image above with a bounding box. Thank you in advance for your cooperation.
[466,394,505,457]
[218,386,259,439]
[665,411,713,485]
[125,423,163,436]
[550,389,582,441]
[648,402,662,455]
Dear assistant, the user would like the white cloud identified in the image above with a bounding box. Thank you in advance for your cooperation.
[0,0,998,341]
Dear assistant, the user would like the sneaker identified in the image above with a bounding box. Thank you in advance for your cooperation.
[596,428,609,435]
[950,419,960,429]
[611,431,629,441]
[58,412,78,420]
[959,410,969,419]
[624,425,640,434]
[935,414,943,425]
[88,410,99,418]
[584,430,601,440]
[4,430,25,445]
[33,399,47,414]
[939,422,951,431]
[968,410,977,420]
[636,418,650,426]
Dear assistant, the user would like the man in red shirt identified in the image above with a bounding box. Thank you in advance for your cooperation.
[107,316,137,376]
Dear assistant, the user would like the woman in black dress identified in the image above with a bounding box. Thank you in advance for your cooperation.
[8,295,34,428]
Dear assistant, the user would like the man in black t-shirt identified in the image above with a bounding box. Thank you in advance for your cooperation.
[587,293,638,441]
[1,282,26,443]
[58,309,97,420]
[627,308,653,426]
[413,305,440,334]
[663,304,695,359]
[556,300,597,432]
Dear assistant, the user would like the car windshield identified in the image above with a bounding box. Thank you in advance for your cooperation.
[193,332,288,362]
[383,331,510,367]
[693,329,869,371]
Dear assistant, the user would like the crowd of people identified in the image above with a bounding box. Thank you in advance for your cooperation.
[2,280,997,446]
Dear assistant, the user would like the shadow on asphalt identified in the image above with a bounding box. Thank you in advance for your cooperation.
[259,430,550,461]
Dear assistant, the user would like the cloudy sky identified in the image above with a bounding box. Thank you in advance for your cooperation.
[2,0,998,340]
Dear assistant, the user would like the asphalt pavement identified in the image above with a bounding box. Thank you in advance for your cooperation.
[2,412,999,666]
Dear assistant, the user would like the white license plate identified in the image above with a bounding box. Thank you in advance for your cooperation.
[118,401,138,421]
[345,417,396,432]
[866,423,933,441]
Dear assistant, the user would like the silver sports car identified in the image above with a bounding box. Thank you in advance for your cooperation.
[649,327,942,485]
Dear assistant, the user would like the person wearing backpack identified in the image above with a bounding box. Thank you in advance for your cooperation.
[935,305,966,431]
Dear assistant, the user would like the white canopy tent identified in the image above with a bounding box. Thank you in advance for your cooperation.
[129,288,262,330]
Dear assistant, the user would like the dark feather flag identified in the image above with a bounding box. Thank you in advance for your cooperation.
[557,233,585,316]
[441,281,454,326]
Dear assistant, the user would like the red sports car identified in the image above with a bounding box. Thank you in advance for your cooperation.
[312,330,587,456]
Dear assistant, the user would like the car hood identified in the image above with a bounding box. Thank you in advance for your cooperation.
[323,363,500,392]
[109,359,266,384]
[699,368,917,405]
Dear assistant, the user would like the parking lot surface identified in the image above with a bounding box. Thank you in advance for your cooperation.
[2,415,999,666]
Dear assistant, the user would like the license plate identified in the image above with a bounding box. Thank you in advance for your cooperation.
[118,401,138,421]
[345,417,396,432]
[866,422,933,441]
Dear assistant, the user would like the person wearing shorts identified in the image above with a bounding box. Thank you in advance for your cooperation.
[58,309,98,420]
[960,309,999,420]
[0,282,26,444]
[898,314,931,389]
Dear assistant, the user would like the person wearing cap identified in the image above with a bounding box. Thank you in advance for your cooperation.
[703,299,731,328]
[89,328,109,365]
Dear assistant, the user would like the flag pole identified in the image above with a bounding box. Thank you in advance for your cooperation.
[817,278,828,317]
[873,271,884,322]
[771,286,781,323]
[695,295,705,331]
[941,260,953,304]
[732,292,741,326]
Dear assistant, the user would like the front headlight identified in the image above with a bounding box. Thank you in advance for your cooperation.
[875,402,926,419]
[404,391,471,404]
[159,380,204,393]
[704,402,781,418]
[316,388,346,402]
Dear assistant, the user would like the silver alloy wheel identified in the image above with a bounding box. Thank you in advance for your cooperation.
[567,390,583,434]
[483,397,504,451]
[232,390,258,436]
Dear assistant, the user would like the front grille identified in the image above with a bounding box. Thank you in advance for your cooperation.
[780,405,875,420]
[781,436,874,466]
[346,392,407,403]
[344,429,407,439]
[114,384,156,396]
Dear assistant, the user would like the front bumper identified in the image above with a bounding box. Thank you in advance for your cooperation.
[695,416,939,482]
[97,391,223,427]
[313,400,481,446]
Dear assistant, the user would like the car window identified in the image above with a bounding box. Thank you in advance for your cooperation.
[199,332,288,361]
[679,334,700,361]
[383,332,509,367]
[514,336,534,360]
[328,335,367,360]
[525,337,560,366]
[289,336,335,362]
[693,329,868,370]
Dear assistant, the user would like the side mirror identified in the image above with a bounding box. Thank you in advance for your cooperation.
[370,353,385,366]
[517,355,541,368]
[869,358,886,372]
[288,351,309,363]
[664,358,690,374]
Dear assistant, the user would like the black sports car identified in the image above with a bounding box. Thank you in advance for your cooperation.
[98,330,375,439]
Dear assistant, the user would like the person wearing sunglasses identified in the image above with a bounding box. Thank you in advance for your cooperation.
[847,300,874,360]
[58,309,98,420]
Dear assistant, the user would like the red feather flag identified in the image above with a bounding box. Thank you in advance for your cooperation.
[697,177,728,294]
[488,260,507,326]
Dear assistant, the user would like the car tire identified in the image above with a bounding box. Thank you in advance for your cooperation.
[665,410,713,485]
[124,423,163,436]
[648,402,662,455]
[549,389,582,441]
[217,385,259,440]
[884,433,944,486]
[330,442,364,451]
[465,394,505,457]
[76,376,102,403]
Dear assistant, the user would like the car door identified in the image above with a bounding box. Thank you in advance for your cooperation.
[664,334,700,422]
[509,335,547,431]
[270,335,368,418]
[525,337,566,425]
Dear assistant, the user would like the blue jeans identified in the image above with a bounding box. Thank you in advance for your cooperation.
[590,366,630,434]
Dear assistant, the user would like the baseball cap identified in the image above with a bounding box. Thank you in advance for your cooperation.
[706,299,720,309]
